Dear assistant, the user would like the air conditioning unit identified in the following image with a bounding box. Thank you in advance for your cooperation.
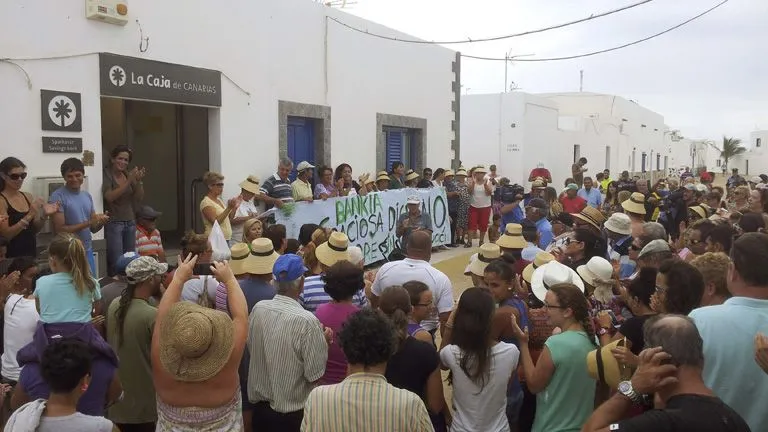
[86,0,129,26]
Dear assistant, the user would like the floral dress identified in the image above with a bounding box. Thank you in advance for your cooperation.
[455,182,470,230]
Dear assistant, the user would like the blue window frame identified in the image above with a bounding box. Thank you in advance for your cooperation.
[384,127,416,171]
[287,116,315,181]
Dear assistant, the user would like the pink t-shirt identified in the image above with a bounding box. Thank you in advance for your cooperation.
[315,302,359,385]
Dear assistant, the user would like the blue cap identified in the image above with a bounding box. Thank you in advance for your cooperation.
[272,254,308,282]
[115,252,140,276]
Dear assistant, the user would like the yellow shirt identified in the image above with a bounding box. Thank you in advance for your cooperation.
[199,195,233,240]
[291,179,313,202]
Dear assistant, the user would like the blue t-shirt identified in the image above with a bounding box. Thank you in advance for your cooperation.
[50,187,95,250]
[34,272,101,323]
[239,278,276,313]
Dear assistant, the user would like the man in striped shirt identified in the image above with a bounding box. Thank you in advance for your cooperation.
[259,157,295,210]
[299,232,368,312]
[248,254,332,432]
[302,308,433,431]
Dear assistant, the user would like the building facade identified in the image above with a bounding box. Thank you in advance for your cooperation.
[0,0,459,272]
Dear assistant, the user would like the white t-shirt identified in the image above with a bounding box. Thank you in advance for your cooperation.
[180,276,218,305]
[2,294,39,381]
[471,184,492,208]
[371,258,454,332]
[440,342,520,432]
[230,200,259,242]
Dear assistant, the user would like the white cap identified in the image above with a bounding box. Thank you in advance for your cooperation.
[407,195,420,205]
[296,161,315,172]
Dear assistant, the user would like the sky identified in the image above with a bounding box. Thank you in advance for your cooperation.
[344,0,768,144]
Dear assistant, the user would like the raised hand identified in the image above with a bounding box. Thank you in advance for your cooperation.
[173,253,199,283]
[42,201,60,217]
[210,260,236,284]
[509,316,530,344]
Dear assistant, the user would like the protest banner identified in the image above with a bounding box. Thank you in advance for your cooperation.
[276,188,449,265]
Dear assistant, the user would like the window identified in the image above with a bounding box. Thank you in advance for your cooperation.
[716,159,721,167]
[641,152,647,173]
[757,138,762,148]
[384,127,416,171]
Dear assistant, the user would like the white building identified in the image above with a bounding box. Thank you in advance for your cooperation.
[461,92,676,188]
[0,0,458,271]
[730,130,768,175]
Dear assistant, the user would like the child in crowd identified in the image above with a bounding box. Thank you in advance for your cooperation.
[34,234,101,324]
[488,214,501,243]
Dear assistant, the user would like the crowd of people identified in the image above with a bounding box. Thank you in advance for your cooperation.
[0,149,766,431]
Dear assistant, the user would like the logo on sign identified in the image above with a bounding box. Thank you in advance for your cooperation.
[47,96,77,128]
[109,65,127,87]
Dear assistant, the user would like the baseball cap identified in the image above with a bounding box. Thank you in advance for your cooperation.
[637,239,671,258]
[407,195,421,205]
[296,161,315,172]
[115,252,140,276]
[273,254,308,282]
[564,183,579,191]
[126,256,169,283]
[136,205,162,220]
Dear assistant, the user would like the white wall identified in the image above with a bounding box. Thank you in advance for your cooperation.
[730,130,768,175]
[0,0,455,207]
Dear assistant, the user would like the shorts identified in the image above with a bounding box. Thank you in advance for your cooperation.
[468,206,491,232]
[506,389,524,427]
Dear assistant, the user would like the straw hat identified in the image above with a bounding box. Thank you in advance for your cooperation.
[496,223,527,250]
[359,173,374,185]
[316,231,351,267]
[445,169,455,177]
[530,261,585,302]
[159,302,234,382]
[621,192,647,215]
[248,238,280,274]
[522,252,555,283]
[455,168,468,177]
[576,256,614,287]
[469,243,502,276]
[587,338,630,389]
[689,204,711,220]
[375,171,390,182]
[604,213,631,236]
[405,170,420,182]
[239,175,261,195]
[473,165,488,174]
[531,179,546,188]
[229,242,252,276]
[572,206,606,231]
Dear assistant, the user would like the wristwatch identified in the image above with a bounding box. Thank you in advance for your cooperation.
[617,380,644,405]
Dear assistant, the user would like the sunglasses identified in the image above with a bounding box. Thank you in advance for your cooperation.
[213,183,224,187]
[6,172,27,181]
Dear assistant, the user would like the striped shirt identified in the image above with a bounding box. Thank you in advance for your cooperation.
[260,174,294,204]
[299,275,369,313]
[247,294,328,413]
[135,226,163,258]
[301,373,433,432]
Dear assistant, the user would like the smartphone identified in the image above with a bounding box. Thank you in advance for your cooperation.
[193,263,214,276]
[606,310,620,328]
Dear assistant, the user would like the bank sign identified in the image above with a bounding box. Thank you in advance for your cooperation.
[99,53,222,107]
[276,188,450,265]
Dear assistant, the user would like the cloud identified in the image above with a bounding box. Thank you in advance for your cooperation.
[347,0,768,139]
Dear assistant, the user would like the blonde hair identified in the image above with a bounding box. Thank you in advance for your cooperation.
[302,228,328,272]
[690,252,731,299]
[617,190,631,204]
[242,218,263,243]
[202,171,224,186]
[47,233,95,297]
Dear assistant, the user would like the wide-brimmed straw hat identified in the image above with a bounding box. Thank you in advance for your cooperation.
[473,165,488,174]
[405,170,420,182]
[316,231,351,267]
[587,338,630,389]
[445,169,455,177]
[576,256,614,287]
[231,240,278,276]
[455,168,468,177]
[572,206,606,231]
[496,223,527,250]
[359,173,374,185]
[469,243,502,276]
[239,175,261,195]
[375,171,390,182]
[531,261,585,302]
[621,192,647,215]
[159,302,234,382]
[522,252,555,283]
[604,213,631,236]
[689,204,711,220]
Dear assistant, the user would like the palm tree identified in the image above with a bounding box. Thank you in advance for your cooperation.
[720,136,746,171]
